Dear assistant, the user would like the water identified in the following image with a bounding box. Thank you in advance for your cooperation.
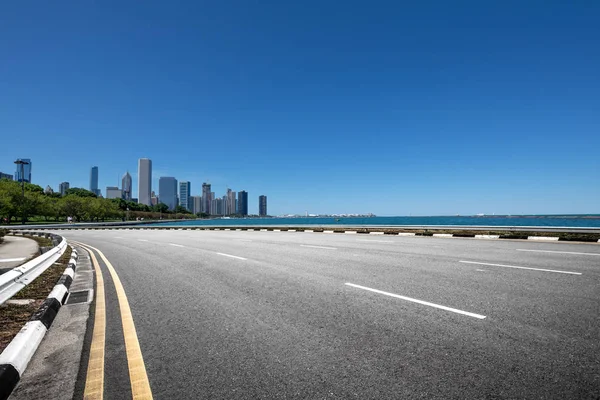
[145,215,600,228]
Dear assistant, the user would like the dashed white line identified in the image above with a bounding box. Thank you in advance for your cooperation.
[169,243,185,248]
[114,236,123,239]
[516,249,600,256]
[356,239,393,243]
[300,245,337,250]
[459,260,581,275]
[137,239,149,242]
[216,252,247,260]
[345,283,486,319]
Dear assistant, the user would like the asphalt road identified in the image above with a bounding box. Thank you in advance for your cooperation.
[56,230,600,399]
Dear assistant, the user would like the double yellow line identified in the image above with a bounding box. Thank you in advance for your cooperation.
[73,241,153,400]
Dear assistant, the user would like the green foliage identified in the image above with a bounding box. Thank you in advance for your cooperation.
[65,187,97,198]
[152,203,169,213]
[0,179,122,224]
[175,205,191,214]
[0,179,198,224]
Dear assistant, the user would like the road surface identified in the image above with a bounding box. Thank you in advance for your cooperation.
[53,230,600,399]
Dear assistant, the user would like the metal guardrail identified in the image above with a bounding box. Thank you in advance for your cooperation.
[0,233,68,305]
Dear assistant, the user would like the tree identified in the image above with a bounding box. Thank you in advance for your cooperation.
[152,203,169,213]
[65,187,97,198]
[175,205,191,214]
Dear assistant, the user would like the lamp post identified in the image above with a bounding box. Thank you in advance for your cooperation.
[14,159,30,224]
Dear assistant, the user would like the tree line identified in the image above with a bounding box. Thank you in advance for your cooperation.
[0,179,193,224]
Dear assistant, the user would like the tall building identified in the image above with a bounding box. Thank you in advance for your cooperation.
[237,190,248,216]
[159,177,178,211]
[202,183,211,214]
[226,189,236,215]
[122,172,132,201]
[14,159,32,183]
[59,182,70,196]
[190,196,202,214]
[0,172,13,180]
[179,181,191,211]
[90,166,100,195]
[106,186,122,199]
[150,190,158,206]
[259,195,268,216]
[138,158,152,206]
[44,185,54,194]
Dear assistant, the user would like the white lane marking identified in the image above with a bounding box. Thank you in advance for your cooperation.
[216,252,247,260]
[168,243,185,248]
[0,257,26,263]
[356,239,393,243]
[345,283,486,319]
[459,260,581,275]
[300,244,337,250]
[137,239,149,242]
[237,239,253,242]
[115,236,123,239]
[476,269,487,272]
[516,249,600,256]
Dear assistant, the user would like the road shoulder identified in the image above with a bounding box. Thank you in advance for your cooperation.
[10,246,93,400]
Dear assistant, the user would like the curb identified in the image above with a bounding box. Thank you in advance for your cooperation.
[10,227,600,243]
[0,247,78,400]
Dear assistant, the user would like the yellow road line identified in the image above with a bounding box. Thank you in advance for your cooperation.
[78,243,106,400]
[76,241,154,399]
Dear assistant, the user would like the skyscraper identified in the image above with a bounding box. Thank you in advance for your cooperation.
[237,190,248,216]
[226,189,236,215]
[14,159,32,183]
[138,158,152,206]
[90,166,99,195]
[190,196,202,214]
[122,172,132,201]
[259,195,268,216]
[59,182,70,196]
[179,181,191,211]
[106,186,122,199]
[159,177,178,211]
[202,183,211,214]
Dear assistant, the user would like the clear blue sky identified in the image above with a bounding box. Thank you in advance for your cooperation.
[1,1,598,216]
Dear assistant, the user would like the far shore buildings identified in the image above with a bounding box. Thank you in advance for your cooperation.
[0,172,13,180]
[138,158,152,206]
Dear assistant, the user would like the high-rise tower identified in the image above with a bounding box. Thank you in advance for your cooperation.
[122,172,132,201]
[179,181,191,211]
[259,195,267,216]
[202,183,212,214]
[90,166,99,195]
[138,158,152,206]
[159,177,178,211]
[237,190,248,216]
[14,159,32,183]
